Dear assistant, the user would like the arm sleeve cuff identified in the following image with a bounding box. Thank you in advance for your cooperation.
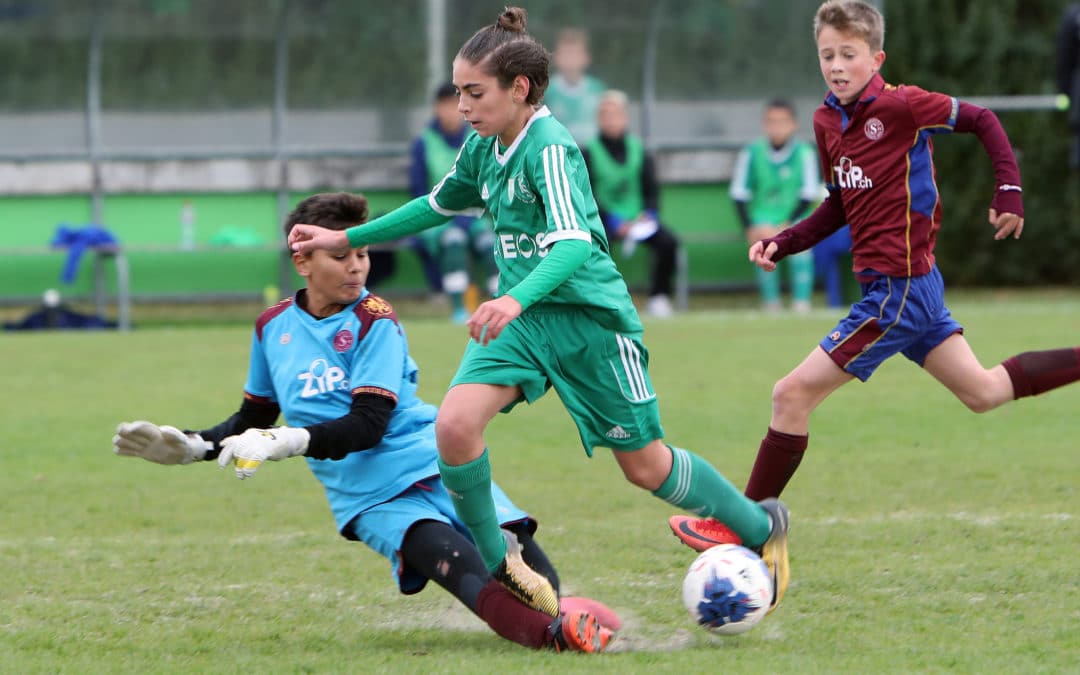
[506,238,591,309]
[346,197,449,248]
[190,396,281,461]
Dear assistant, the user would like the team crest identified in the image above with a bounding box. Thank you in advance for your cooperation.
[829,331,842,341]
[361,296,393,316]
[280,333,291,345]
[864,117,885,141]
[509,173,536,203]
[333,329,354,352]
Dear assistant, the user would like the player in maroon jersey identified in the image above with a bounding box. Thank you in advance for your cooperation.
[672,0,1080,550]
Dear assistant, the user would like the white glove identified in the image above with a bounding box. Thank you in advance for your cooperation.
[113,420,211,465]
[217,427,310,479]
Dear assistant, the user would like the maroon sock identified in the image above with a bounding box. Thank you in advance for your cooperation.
[744,427,809,501]
[1001,347,1080,399]
[475,580,556,650]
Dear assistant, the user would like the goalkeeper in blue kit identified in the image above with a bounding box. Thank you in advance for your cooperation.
[112,192,615,654]
[289,7,792,621]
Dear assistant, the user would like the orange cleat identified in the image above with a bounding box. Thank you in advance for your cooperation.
[668,515,743,552]
[551,610,613,653]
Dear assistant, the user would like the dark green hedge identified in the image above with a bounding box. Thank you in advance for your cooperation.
[882,0,1080,285]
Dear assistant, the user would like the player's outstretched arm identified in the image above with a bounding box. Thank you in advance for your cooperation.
[217,427,310,479]
[113,421,212,465]
[953,102,1024,240]
[289,197,450,254]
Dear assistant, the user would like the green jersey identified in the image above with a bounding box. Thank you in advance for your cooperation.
[430,106,641,334]
[729,138,820,224]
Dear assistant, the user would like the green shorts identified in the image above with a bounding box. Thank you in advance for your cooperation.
[449,305,664,455]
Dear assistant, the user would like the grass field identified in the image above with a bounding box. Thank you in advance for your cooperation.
[2,292,1078,674]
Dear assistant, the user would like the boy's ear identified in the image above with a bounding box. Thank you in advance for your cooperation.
[292,251,311,278]
[874,50,886,71]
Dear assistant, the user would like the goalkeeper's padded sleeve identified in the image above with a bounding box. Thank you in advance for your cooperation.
[192,393,394,462]
[506,238,591,310]
[303,393,395,460]
[346,196,449,248]
[189,396,281,460]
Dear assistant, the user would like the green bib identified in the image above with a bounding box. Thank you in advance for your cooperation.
[745,138,814,224]
[421,127,464,190]
[587,135,645,221]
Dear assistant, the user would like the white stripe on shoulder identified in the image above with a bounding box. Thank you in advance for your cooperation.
[555,145,581,230]
[542,146,566,231]
[544,144,576,231]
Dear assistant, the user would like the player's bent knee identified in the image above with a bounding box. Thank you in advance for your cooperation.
[618,462,663,490]
[771,376,810,416]
[435,412,479,451]
[612,443,668,491]
[956,390,1005,414]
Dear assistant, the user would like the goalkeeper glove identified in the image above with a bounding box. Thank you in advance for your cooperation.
[113,420,212,465]
[217,427,310,479]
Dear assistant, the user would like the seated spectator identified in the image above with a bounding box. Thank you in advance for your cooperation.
[582,90,680,318]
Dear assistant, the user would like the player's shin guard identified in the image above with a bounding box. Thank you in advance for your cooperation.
[652,446,771,548]
[438,449,506,571]
[1001,347,1080,398]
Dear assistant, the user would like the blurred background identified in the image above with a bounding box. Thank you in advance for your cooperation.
[0,0,1076,327]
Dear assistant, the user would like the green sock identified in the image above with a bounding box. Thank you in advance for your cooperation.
[438,449,506,572]
[652,446,771,548]
[449,292,465,312]
[789,250,815,303]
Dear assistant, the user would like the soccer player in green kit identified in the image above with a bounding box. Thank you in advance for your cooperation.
[730,99,821,313]
[289,7,791,619]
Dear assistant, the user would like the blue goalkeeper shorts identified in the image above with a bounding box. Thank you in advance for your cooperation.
[346,476,532,594]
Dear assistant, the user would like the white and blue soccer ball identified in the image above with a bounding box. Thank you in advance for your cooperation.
[682,544,773,635]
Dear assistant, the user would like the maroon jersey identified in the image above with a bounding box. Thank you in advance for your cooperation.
[813,73,958,277]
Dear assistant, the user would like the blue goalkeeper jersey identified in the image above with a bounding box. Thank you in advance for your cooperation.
[244,289,439,533]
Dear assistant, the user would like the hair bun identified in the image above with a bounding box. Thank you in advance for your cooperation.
[497,6,527,33]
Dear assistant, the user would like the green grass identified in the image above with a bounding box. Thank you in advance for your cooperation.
[2,293,1078,674]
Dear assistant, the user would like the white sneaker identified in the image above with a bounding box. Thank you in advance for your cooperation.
[646,294,674,318]
[792,300,812,314]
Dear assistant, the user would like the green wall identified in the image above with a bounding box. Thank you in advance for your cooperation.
[0,186,752,302]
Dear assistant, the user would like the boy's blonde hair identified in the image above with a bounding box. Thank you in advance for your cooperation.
[814,0,885,53]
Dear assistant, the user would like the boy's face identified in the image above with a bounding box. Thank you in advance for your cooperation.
[816,25,885,105]
[597,99,628,138]
[763,107,797,146]
[293,244,370,309]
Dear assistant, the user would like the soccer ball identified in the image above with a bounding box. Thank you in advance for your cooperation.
[682,544,773,635]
